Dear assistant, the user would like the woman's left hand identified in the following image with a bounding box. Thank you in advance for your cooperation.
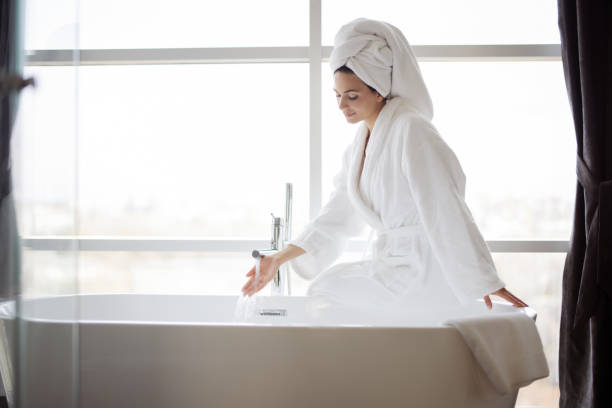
[483,288,528,309]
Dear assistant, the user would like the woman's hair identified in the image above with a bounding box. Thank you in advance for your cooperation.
[334,65,379,95]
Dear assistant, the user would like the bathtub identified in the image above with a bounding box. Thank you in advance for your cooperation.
[0,294,526,408]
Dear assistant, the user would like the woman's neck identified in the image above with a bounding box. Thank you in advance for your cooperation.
[365,100,387,134]
[364,130,371,152]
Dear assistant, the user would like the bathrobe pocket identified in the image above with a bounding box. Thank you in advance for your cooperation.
[372,230,426,295]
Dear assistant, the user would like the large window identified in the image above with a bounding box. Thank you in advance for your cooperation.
[18,64,310,237]
[15,2,567,406]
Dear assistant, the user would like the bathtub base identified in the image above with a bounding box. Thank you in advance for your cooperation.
[75,324,518,408]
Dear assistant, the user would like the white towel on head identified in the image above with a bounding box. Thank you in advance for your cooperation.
[445,312,550,395]
[329,18,434,121]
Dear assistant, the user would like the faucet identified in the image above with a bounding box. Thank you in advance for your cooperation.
[252,183,293,296]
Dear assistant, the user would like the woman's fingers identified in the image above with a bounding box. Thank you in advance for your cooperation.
[241,257,280,296]
[253,274,271,294]
[484,295,493,310]
[504,293,527,307]
[244,284,258,297]
[242,272,269,296]
[241,276,255,294]
[242,273,263,293]
[498,289,528,307]
[491,288,529,308]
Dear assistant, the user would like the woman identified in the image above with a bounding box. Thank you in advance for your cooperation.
[241,18,527,310]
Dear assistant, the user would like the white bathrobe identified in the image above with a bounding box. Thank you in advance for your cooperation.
[288,96,505,308]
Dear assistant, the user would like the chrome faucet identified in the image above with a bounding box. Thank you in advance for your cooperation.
[252,183,293,296]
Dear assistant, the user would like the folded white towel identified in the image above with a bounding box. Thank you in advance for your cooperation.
[445,311,549,395]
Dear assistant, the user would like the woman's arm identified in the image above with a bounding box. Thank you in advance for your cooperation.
[274,244,307,263]
[400,115,514,304]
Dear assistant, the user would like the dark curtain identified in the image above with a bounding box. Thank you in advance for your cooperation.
[0,0,23,301]
[558,1,612,407]
[0,0,14,201]
[1,1,27,403]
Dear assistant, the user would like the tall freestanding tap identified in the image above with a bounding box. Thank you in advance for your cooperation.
[251,183,293,296]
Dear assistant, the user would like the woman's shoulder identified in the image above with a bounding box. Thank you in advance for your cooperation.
[389,101,440,147]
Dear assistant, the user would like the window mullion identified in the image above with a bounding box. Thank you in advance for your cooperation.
[309,0,322,219]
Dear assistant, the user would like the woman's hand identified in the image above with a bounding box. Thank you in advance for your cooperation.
[483,287,528,309]
[241,254,282,297]
[240,245,306,296]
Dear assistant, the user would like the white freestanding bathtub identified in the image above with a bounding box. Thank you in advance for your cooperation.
[0,294,526,408]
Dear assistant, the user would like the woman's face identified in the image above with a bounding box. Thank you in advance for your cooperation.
[333,71,384,125]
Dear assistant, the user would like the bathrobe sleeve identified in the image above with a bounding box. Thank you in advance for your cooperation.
[287,143,367,280]
[400,115,505,304]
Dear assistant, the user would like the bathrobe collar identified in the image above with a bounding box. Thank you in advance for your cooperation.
[347,96,404,232]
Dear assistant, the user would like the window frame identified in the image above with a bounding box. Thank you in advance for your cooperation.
[21,0,567,255]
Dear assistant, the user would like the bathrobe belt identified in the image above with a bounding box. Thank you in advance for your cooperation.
[372,224,422,259]
[376,224,421,240]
